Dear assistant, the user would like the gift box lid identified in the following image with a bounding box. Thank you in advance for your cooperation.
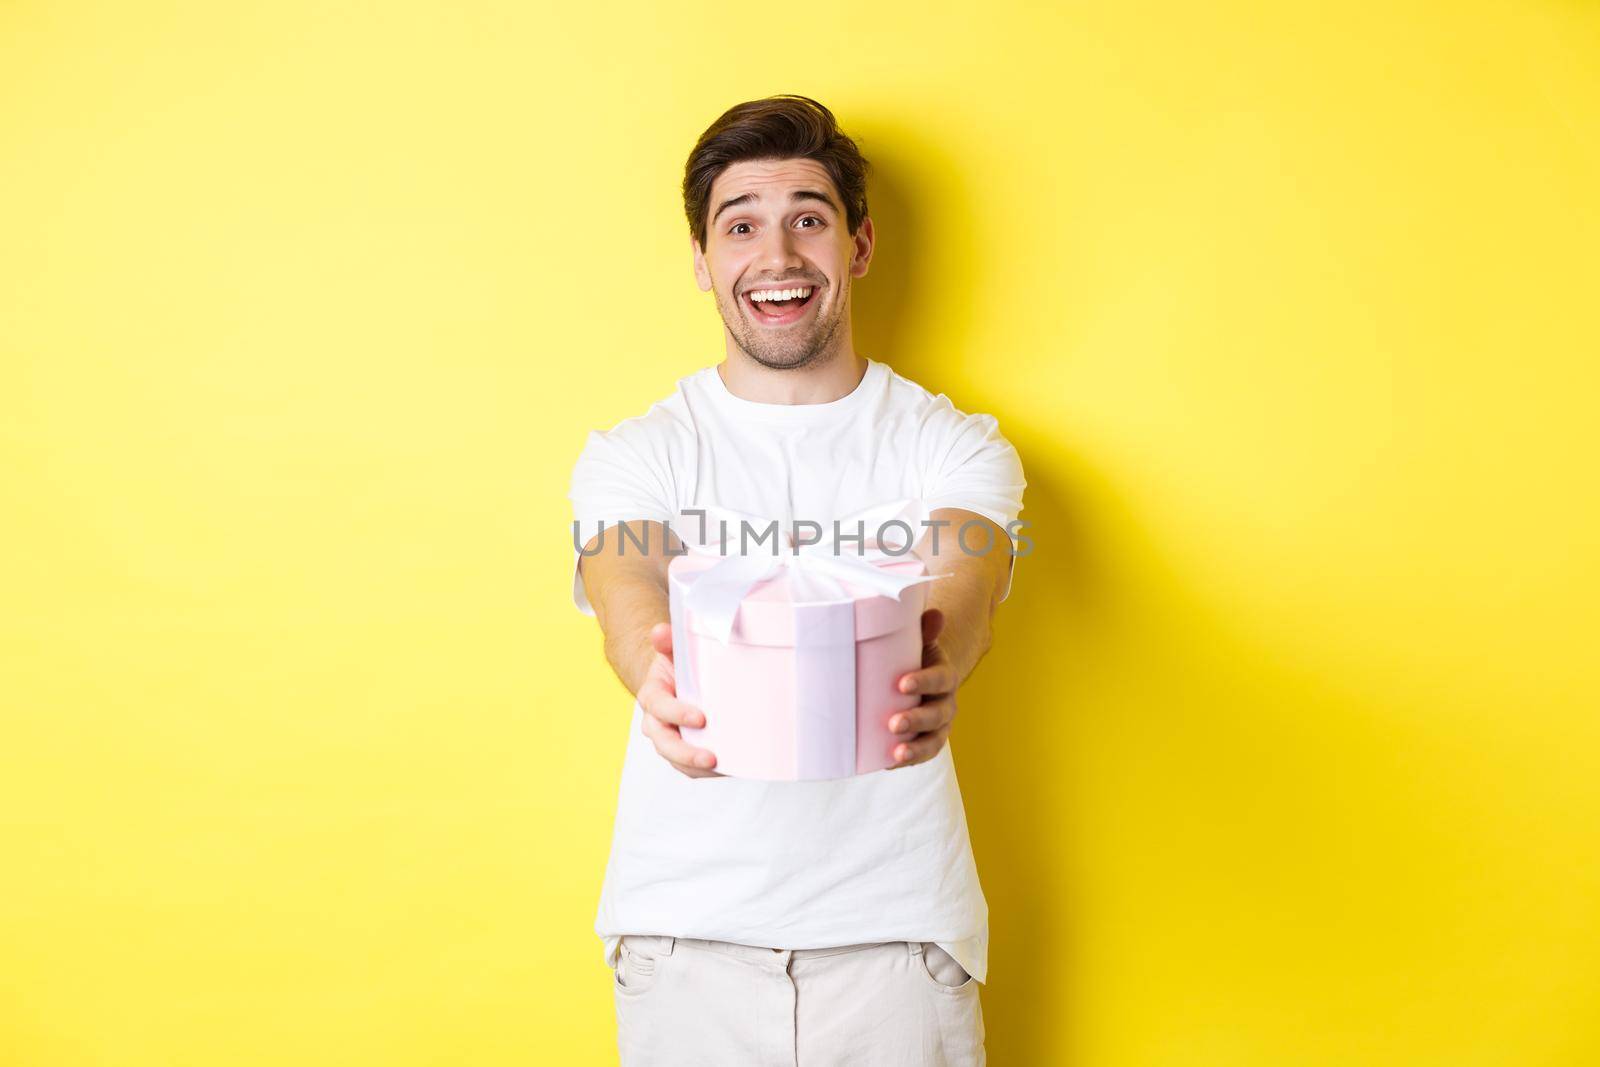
[668,552,928,646]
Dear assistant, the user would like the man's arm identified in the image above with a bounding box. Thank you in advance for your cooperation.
[887,507,1014,768]
[578,520,722,778]
[580,520,673,695]
[918,507,1013,685]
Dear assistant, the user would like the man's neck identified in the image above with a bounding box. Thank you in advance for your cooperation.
[716,349,868,406]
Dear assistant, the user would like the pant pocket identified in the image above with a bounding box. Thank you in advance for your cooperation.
[614,935,663,997]
[912,943,985,1066]
[916,941,976,991]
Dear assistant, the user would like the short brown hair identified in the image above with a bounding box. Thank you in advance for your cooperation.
[683,94,871,250]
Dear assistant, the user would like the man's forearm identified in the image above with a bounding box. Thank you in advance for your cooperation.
[916,509,1012,686]
[923,558,998,685]
[592,571,670,697]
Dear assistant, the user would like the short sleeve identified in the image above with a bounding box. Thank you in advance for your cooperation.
[921,406,1028,603]
[568,427,676,615]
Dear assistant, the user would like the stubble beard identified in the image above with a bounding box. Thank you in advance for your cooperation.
[715,283,849,373]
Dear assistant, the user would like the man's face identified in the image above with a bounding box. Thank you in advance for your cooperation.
[692,157,873,371]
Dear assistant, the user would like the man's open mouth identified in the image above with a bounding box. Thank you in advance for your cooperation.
[743,284,818,325]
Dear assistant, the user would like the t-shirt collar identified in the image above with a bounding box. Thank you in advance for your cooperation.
[703,358,883,423]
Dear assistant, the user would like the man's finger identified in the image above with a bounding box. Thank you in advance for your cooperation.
[649,622,673,658]
[920,608,945,647]
[641,712,719,773]
[897,662,959,697]
[641,689,706,729]
[888,695,955,737]
[890,721,953,768]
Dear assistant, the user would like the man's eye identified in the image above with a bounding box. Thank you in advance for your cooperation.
[797,216,823,229]
[730,223,752,235]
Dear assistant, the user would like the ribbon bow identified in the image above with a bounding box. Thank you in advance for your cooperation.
[670,497,943,644]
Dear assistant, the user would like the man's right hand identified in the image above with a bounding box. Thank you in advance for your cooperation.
[638,622,722,779]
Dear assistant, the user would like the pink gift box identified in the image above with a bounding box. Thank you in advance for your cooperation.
[668,552,931,781]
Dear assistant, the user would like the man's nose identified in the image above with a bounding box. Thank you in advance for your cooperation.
[755,225,805,272]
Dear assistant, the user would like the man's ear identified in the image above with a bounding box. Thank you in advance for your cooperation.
[691,237,712,292]
[850,216,875,279]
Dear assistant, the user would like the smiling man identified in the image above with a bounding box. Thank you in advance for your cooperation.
[569,95,1026,1066]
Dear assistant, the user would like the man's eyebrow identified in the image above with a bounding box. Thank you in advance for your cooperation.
[711,188,841,226]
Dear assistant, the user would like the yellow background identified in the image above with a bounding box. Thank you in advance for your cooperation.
[3,1,1596,1063]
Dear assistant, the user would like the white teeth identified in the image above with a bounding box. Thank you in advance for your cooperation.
[750,287,813,302]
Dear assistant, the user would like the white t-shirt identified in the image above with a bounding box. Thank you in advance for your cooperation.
[567,357,1026,985]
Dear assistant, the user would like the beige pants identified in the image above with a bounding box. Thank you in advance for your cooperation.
[612,934,985,1066]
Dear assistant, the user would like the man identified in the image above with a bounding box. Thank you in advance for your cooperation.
[569,94,1025,1066]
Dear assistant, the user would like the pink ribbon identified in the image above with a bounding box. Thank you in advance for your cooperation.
[670,497,942,645]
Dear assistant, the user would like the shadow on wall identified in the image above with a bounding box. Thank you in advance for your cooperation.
[841,114,1549,1067]
[845,120,970,381]
[959,459,1112,1064]
[847,124,1107,1061]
